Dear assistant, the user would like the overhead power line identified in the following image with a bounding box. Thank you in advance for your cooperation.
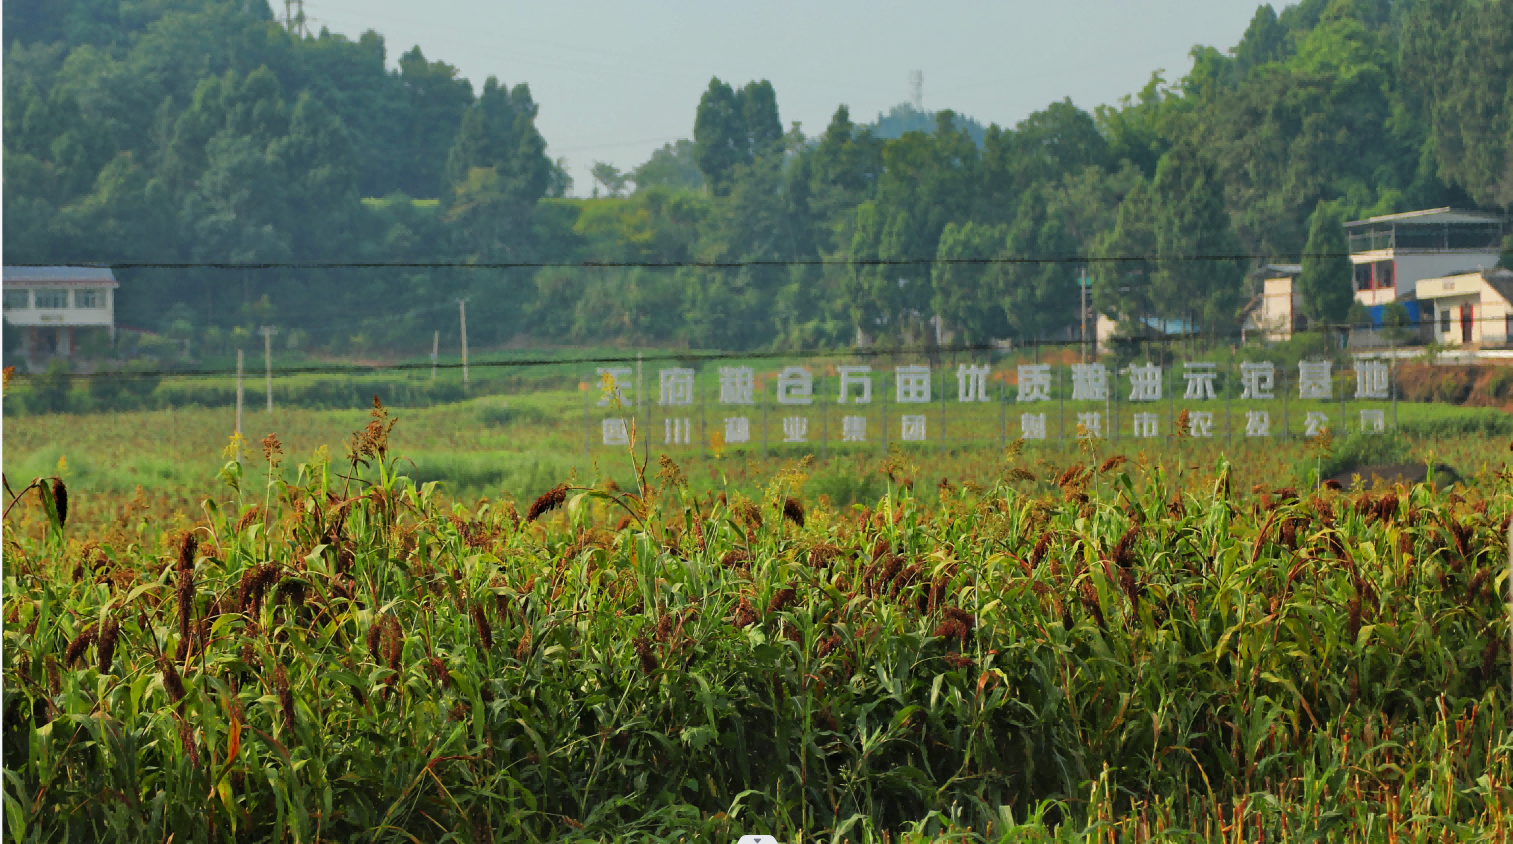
[64,250,1494,271]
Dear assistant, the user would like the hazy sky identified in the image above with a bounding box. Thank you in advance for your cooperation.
[308,0,1272,197]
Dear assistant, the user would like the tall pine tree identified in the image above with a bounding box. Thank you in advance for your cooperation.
[1298,200,1354,327]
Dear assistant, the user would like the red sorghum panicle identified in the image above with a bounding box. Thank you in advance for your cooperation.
[274,664,295,729]
[161,657,186,706]
[934,616,968,647]
[737,501,762,530]
[733,598,759,629]
[818,633,842,658]
[782,497,805,528]
[515,624,533,661]
[526,484,568,522]
[275,578,307,610]
[366,619,385,662]
[1347,597,1363,643]
[720,549,750,569]
[383,617,404,672]
[1465,569,1489,606]
[65,624,98,668]
[942,607,975,639]
[1079,582,1106,629]
[943,653,974,670]
[1030,532,1053,568]
[1119,567,1142,609]
[471,604,493,652]
[808,543,840,568]
[52,478,68,527]
[633,635,658,675]
[1112,524,1139,568]
[427,657,451,689]
[767,587,797,614]
[178,719,200,767]
[1054,464,1085,488]
[97,617,119,675]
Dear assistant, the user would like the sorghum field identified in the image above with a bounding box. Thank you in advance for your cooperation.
[4,399,1513,842]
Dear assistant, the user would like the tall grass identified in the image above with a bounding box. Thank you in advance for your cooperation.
[3,406,1511,842]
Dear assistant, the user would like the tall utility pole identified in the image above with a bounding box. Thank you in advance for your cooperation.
[258,325,278,412]
[1079,267,1090,363]
[457,299,469,387]
[430,330,440,381]
[235,349,245,436]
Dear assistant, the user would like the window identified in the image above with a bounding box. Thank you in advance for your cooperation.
[2,289,28,310]
[76,289,102,308]
[33,289,68,309]
[1353,263,1373,291]
[1374,261,1394,288]
[1440,307,1451,335]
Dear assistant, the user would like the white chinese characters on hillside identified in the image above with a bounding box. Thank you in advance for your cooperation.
[724,416,751,444]
[602,418,630,445]
[1021,412,1047,439]
[1355,360,1390,400]
[1298,361,1333,400]
[895,366,931,403]
[1127,364,1162,402]
[719,366,755,404]
[1071,364,1108,401]
[587,357,1397,449]
[957,364,991,401]
[1016,364,1051,402]
[841,416,867,442]
[1182,363,1217,400]
[1239,362,1275,400]
[836,366,870,404]
[900,415,927,441]
[659,368,694,406]
[596,367,633,407]
[778,366,814,405]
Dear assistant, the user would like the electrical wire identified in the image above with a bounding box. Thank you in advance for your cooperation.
[57,249,1503,270]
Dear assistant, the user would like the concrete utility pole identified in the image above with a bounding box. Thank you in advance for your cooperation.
[431,330,440,381]
[1079,267,1090,363]
[235,349,245,436]
[258,325,278,412]
[457,300,469,387]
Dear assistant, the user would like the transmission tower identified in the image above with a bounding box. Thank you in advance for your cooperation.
[284,0,308,36]
[910,70,923,112]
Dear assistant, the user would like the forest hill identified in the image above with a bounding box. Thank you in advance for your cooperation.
[3,0,1511,357]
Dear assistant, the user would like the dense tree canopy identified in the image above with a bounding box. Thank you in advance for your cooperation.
[5,0,1512,356]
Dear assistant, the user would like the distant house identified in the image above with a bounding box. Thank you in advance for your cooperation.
[1414,267,1513,347]
[3,266,119,370]
[1344,207,1505,327]
[1094,313,1198,354]
[1241,264,1306,341]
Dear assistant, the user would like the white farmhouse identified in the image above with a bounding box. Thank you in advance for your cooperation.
[3,266,119,369]
[1414,267,1513,347]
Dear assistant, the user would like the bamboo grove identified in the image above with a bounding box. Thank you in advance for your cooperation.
[4,401,1513,842]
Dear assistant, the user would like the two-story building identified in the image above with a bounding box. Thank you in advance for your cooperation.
[3,265,119,370]
[1240,264,1306,341]
[1343,207,1504,324]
